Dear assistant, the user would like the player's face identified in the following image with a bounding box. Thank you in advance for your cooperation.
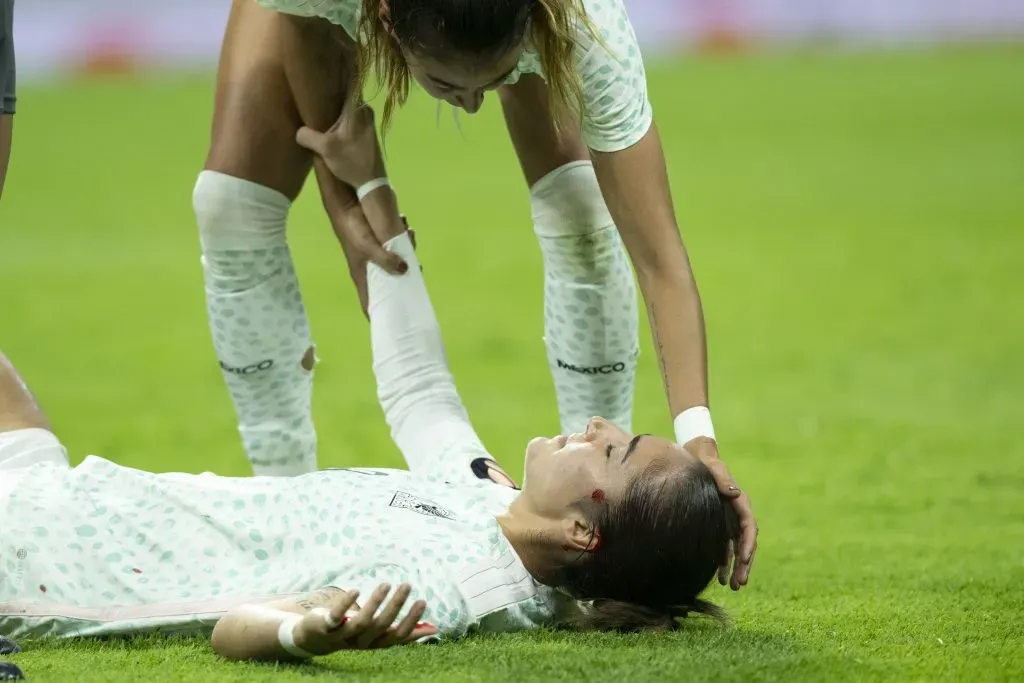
[520,417,695,519]
[403,46,524,114]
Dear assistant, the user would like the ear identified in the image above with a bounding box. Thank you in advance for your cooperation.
[378,0,396,38]
[561,516,602,554]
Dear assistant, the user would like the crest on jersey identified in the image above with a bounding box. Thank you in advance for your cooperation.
[389,491,455,521]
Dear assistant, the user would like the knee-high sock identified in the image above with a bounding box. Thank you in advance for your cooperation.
[531,161,639,434]
[194,170,317,476]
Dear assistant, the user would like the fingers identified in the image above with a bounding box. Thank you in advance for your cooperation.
[729,492,758,590]
[354,271,370,319]
[339,583,392,639]
[702,456,742,499]
[356,583,412,649]
[326,590,361,629]
[362,238,408,275]
[295,126,328,157]
[731,548,755,591]
[718,540,734,586]
[407,623,439,642]
[316,583,433,651]
[332,209,408,276]
[389,599,428,643]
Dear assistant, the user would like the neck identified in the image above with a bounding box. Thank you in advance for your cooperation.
[495,500,566,587]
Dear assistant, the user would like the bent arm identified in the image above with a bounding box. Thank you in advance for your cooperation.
[211,587,342,662]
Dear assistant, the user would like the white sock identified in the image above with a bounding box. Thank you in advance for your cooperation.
[194,170,317,476]
[531,161,639,434]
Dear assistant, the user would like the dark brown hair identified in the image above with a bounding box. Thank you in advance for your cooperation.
[356,0,593,133]
[558,460,738,631]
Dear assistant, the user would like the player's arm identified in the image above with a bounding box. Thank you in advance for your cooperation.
[211,584,435,661]
[578,6,757,588]
[278,12,406,312]
[366,233,515,485]
[293,87,516,486]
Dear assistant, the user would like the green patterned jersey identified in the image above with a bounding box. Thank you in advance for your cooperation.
[0,452,562,640]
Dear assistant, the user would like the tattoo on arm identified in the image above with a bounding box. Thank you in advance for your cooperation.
[648,305,671,399]
[293,586,343,612]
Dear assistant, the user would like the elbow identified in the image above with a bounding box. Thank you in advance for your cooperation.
[209,613,254,662]
[210,617,234,659]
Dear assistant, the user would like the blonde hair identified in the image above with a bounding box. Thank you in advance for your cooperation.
[355,0,599,135]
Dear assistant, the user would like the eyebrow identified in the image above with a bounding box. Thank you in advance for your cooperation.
[431,66,517,90]
[621,434,648,464]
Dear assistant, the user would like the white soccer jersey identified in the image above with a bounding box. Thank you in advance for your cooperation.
[0,234,572,642]
[0,435,560,640]
[257,0,653,152]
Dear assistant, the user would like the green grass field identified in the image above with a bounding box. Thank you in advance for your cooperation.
[2,46,1023,681]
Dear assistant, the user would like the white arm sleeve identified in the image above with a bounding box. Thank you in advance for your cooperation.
[367,234,495,485]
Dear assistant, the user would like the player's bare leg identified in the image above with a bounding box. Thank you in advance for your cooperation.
[1,0,15,203]
[0,352,49,434]
[499,75,639,434]
[0,115,11,202]
[195,0,322,476]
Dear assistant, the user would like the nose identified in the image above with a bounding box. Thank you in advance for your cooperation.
[585,416,608,435]
[457,91,484,114]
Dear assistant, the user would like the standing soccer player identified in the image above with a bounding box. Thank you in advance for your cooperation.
[0,0,15,202]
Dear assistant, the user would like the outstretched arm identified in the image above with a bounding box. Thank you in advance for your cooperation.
[297,102,515,486]
[366,233,515,486]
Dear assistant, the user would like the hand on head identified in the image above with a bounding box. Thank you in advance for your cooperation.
[502,417,748,631]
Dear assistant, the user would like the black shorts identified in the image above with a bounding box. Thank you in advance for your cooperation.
[0,0,14,115]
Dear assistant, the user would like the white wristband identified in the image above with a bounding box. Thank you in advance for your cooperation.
[356,177,391,202]
[673,406,716,445]
[277,614,315,659]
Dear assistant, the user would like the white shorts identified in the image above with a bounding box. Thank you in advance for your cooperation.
[0,428,69,498]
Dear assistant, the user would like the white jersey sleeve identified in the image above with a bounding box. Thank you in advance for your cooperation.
[575,0,654,153]
[253,0,360,36]
[367,234,504,487]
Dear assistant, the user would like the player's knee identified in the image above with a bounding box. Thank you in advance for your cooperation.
[530,161,613,238]
[194,171,292,252]
[530,161,625,281]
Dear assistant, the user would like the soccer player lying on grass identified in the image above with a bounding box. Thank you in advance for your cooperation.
[0,238,739,660]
